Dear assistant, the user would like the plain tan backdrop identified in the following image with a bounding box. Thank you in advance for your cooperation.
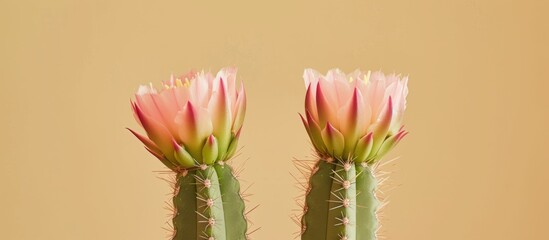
[1,0,548,239]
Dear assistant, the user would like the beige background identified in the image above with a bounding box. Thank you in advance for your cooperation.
[1,0,548,239]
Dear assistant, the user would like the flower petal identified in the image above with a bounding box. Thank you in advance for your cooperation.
[305,110,326,152]
[225,127,242,160]
[145,146,178,170]
[134,103,175,161]
[338,88,366,155]
[208,77,232,153]
[365,71,388,120]
[189,72,210,107]
[321,122,345,157]
[303,68,321,88]
[371,130,408,160]
[304,82,319,123]
[130,100,142,127]
[151,89,181,137]
[135,92,162,122]
[176,102,213,158]
[353,132,374,162]
[172,139,196,168]
[300,113,321,153]
[219,67,238,105]
[127,128,162,155]
[315,82,337,127]
[330,69,352,106]
[371,97,393,155]
[202,135,219,165]
[232,84,246,131]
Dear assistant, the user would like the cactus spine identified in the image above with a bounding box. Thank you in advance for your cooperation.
[301,160,378,240]
[172,163,247,240]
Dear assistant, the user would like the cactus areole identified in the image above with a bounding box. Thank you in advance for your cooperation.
[128,68,249,239]
[299,69,408,240]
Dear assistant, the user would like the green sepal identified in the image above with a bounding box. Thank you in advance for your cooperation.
[202,135,219,165]
[173,142,196,168]
[224,130,241,160]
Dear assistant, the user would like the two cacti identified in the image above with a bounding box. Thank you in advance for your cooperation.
[128,68,408,240]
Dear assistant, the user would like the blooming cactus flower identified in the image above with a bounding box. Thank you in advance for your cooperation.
[300,68,408,163]
[128,68,246,170]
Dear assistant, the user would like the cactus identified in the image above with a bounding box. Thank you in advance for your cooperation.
[298,69,408,240]
[172,163,247,240]
[128,68,250,240]
[300,160,379,240]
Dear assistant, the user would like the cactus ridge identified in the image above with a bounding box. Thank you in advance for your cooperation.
[171,163,248,240]
[300,159,380,240]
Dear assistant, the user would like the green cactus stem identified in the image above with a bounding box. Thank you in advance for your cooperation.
[172,163,247,240]
[301,159,379,240]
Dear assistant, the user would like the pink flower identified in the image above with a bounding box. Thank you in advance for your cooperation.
[300,68,408,163]
[128,68,246,169]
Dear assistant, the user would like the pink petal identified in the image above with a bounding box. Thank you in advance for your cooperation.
[144,146,178,170]
[326,69,346,83]
[304,82,319,122]
[144,146,164,161]
[305,110,326,152]
[151,89,181,137]
[303,68,320,88]
[208,77,232,152]
[366,71,388,119]
[371,97,393,154]
[232,84,246,132]
[127,127,162,155]
[175,102,213,158]
[330,69,352,106]
[134,104,176,161]
[135,92,162,123]
[315,82,337,128]
[173,86,190,111]
[220,67,238,105]
[130,100,142,127]
[321,122,345,157]
[354,132,374,162]
[337,88,365,154]
[318,76,338,110]
[189,73,210,108]
[395,130,409,142]
[299,113,314,148]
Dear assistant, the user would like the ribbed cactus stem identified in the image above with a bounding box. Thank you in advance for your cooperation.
[172,163,247,240]
[355,162,379,240]
[301,160,379,240]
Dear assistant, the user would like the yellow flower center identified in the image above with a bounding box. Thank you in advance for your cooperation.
[364,70,371,84]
